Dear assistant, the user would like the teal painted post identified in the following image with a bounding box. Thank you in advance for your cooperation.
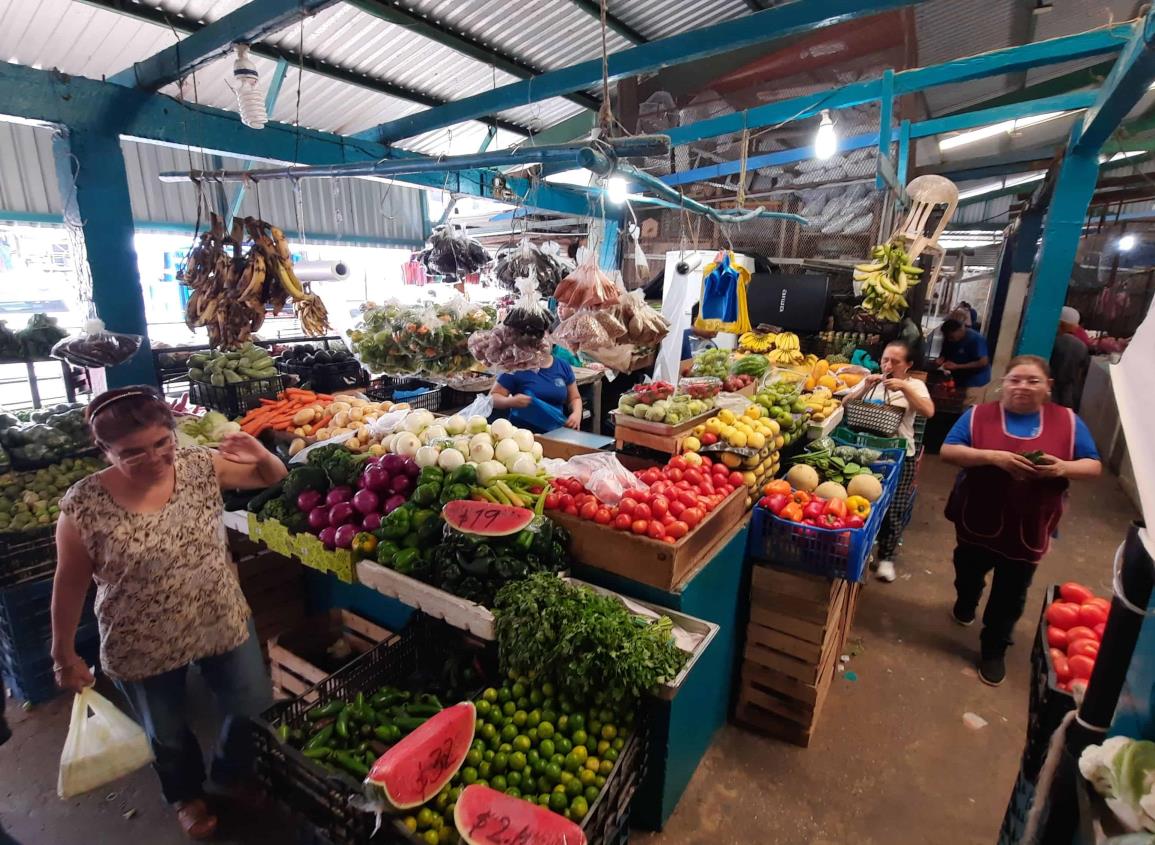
[897,119,911,188]
[52,127,156,388]
[876,69,894,190]
[598,216,622,271]
[1017,143,1099,358]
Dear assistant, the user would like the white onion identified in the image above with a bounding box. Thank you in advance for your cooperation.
[512,428,535,452]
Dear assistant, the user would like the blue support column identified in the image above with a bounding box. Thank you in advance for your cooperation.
[52,127,155,388]
[897,119,912,188]
[876,69,894,190]
[1017,137,1099,357]
[598,216,622,272]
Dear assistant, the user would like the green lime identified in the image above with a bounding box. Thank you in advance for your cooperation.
[578,768,596,787]
[556,714,569,734]
[403,817,418,832]
[571,746,588,765]
[423,830,439,845]
[506,788,520,799]
[539,739,555,758]
[509,752,527,771]
[475,699,492,718]
[537,776,553,794]
[434,791,449,810]
[544,762,562,783]
[527,709,542,728]
[549,792,568,812]
[438,825,453,845]
[490,775,507,791]
[488,733,503,751]
[598,759,613,776]
[571,730,588,747]
[512,682,526,699]
[583,758,600,773]
[538,794,551,807]
[465,749,482,768]
[601,724,617,741]
[460,767,478,785]
[493,752,509,773]
[502,701,517,717]
[612,737,625,751]
[603,747,618,763]
[471,739,485,753]
[484,749,494,762]
[478,761,491,779]
[563,753,581,773]
[565,779,582,798]
[568,713,585,733]
[594,775,606,788]
[596,740,610,756]
[553,783,567,794]
[550,753,565,768]
[541,710,557,726]
[541,682,555,697]
[506,771,522,788]
[482,688,499,704]
[526,749,540,767]
[584,785,599,803]
[538,722,555,740]
[501,724,518,741]
[527,728,538,743]
[480,723,497,742]
[429,815,444,832]
[516,697,529,710]
[499,742,513,754]
[554,736,572,755]
[449,786,462,801]
[570,796,589,818]
[588,719,602,737]
[513,735,532,753]
[416,808,436,829]
[529,689,543,706]
[497,687,512,703]
[533,757,547,776]
[512,710,528,728]
[597,708,613,724]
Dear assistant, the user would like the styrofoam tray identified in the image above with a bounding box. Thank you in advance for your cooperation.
[355,559,496,640]
[806,405,844,440]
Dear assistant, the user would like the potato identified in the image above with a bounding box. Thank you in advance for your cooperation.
[331,410,350,429]
[346,437,362,451]
[356,425,371,442]
[288,438,307,457]
[330,401,352,414]
[293,426,306,437]
[314,427,331,440]
[302,424,314,436]
[292,408,316,426]
[368,444,385,457]
[350,407,364,422]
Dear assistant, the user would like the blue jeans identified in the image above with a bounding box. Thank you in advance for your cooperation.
[114,618,272,804]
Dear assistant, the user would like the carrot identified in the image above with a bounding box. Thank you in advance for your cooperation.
[258,398,279,406]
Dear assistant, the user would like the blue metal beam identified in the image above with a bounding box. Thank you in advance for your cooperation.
[664,24,1130,148]
[876,69,894,190]
[0,63,594,218]
[227,58,289,223]
[355,0,930,144]
[109,0,339,90]
[896,119,911,188]
[1075,12,1155,153]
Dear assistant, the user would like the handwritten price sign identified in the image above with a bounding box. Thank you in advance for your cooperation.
[442,500,532,537]
[455,785,587,845]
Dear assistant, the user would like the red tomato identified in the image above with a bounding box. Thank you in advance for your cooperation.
[666,520,689,540]
[1059,582,1094,604]
[1068,639,1100,659]
[1057,680,1072,692]
[1078,603,1108,628]
[697,482,714,498]
[563,504,578,516]
[682,507,704,528]
[1088,597,1111,611]
[669,500,686,518]
[613,513,632,531]
[559,493,575,511]
[1065,625,1099,644]
[633,503,653,521]
[684,469,704,486]
[668,455,687,470]
[1068,654,1095,679]
[579,501,599,520]
[1046,627,1068,649]
[712,463,729,478]
[651,497,669,519]
[663,535,678,545]
[1045,601,1081,630]
[1049,649,1072,681]
[641,469,662,485]
[701,498,715,513]
[1093,622,1106,639]
[633,489,652,505]
[544,493,560,510]
[647,521,666,540]
[631,519,649,535]
[594,507,612,525]
[666,468,684,483]
[698,455,713,467]
[660,513,676,527]
[618,498,637,516]
[677,491,698,509]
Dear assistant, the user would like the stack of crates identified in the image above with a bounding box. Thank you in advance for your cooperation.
[0,528,98,705]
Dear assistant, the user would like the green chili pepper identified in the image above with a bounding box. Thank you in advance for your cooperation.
[394,715,428,732]
[374,723,402,743]
[303,746,332,760]
[335,707,351,740]
[304,725,335,751]
[276,723,291,743]
[333,751,370,778]
[306,700,344,721]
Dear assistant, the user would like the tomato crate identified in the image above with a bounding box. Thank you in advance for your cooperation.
[1024,585,1075,782]
[189,374,290,418]
[0,526,57,589]
[746,458,900,582]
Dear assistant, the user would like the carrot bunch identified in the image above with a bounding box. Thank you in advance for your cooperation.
[238,388,335,436]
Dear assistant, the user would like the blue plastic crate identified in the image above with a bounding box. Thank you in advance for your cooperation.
[746,459,900,582]
[0,577,96,663]
[3,634,99,705]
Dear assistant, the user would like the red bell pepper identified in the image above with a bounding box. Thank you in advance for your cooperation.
[803,499,826,520]
[824,498,848,519]
[764,492,789,514]
[818,512,845,529]
[845,514,865,529]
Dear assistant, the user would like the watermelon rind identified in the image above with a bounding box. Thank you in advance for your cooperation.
[366,701,476,810]
[454,784,587,845]
[442,500,535,537]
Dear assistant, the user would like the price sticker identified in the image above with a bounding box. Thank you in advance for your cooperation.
[442,500,532,537]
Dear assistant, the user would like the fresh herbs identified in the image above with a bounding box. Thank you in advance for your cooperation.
[493,574,688,705]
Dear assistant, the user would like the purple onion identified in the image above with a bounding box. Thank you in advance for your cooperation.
[297,490,323,513]
[379,454,405,475]
[333,523,359,550]
[329,502,355,526]
[362,466,391,493]
[352,489,380,516]
[401,459,420,479]
[307,506,330,531]
[318,526,337,550]
[388,474,413,497]
[361,512,382,531]
[383,494,407,515]
[326,486,354,506]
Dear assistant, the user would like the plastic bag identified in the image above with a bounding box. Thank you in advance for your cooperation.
[425,226,491,277]
[58,687,154,799]
[51,318,142,368]
[494,238,568,298]
[348,297,496,377]
[459,392,494,421]
[503,274,553,340]
[550,452,648,506]
[614,290,670,346]
[553,249,620,310]
[553,308,627,354]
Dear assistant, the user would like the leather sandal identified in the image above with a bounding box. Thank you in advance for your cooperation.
[174,799,218,840]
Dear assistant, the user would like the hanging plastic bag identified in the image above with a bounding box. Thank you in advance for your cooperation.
[58,687,154,799]
[553,248,620,310]
[459,392,494,421]
[51,318,142,368]
[696,252,752,335]
[424,225,491,277]
[615,290,670,346]
[509,393,567,433]
[494,238,568,298]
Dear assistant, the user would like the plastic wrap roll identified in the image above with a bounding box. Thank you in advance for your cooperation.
[293,260,349,282]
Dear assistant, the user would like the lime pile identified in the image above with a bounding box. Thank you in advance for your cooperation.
[403,674,634,844]
[0,457,104,533]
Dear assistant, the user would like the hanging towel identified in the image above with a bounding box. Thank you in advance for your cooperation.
[696,252,751,335]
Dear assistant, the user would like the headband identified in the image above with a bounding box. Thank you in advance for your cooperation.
[87,388,159,421]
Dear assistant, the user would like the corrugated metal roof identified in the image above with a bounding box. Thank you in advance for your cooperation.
[0,121,425,244]
[612,0,748,42]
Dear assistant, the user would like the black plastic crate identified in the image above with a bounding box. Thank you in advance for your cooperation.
[278,359,368,394]
[0,577,97,662]
[366,384,443,412]
[0,527,57,589]
[189,374,290,418]
[1023,584,1076,783]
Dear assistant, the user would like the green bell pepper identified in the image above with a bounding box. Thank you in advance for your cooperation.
[375,540,401,566]
[446,464,477,487]
[417,466,445,486]
[411,482,441,507]
[393,547,421,575]
[378,508,411,540]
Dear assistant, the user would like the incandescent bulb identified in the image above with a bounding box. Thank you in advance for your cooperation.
[606,176,628,204]
[1118,234,1137,252]
[814,110,837,161]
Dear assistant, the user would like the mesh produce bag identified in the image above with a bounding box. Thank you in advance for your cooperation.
[553,249,621,310]
[52,318,142,368]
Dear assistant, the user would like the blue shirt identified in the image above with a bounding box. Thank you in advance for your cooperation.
[944,407,1100,460]
[680,329,693,362]
[497,357,575,410]
[942,328,991,388]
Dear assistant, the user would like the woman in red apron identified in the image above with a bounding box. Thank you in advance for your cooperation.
[941,355,1102,686]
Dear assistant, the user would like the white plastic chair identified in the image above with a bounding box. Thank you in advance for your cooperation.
[889,175,959,302]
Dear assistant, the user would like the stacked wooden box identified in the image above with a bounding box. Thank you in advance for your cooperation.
[229,530,307,652]
[735,565,861,747]
[268,609,393,700]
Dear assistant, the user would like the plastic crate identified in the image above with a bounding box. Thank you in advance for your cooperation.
[189,375,290,418]
[3,634,99,705]
[392,386,442,412]
[0,527,57,589]
[746,459,900,581]
[0,577,97,662]
[1023,585,1075,782]
[278,359,368,394]
[831,424,907,452]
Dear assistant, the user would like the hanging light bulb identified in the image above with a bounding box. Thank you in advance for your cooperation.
[232,44,268,130]
[814,110,837,160]
[1118,234,1137,252]
[605,176,629,204]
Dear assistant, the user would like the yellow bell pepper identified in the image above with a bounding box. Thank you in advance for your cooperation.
[845,495,872,518]
[351,532,378,557]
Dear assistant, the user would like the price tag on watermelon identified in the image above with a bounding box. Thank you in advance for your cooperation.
[442,500,534,537]
[454,785,587,845]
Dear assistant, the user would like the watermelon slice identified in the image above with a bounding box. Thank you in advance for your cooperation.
[442,500,534,537]
[365,701,476,809]
[455,785,587,845]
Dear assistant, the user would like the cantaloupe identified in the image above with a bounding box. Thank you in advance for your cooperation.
[814,481,848,500]
[785,464,820,493]
[847,474,883,502]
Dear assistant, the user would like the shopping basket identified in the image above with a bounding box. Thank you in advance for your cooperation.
[842,382,904,437]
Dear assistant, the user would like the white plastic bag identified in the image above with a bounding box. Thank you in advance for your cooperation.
[58,688,154,799]
[550,452,647,506]
[460,392,494,421]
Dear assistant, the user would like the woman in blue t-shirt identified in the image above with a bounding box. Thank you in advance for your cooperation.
[490,353,583,432]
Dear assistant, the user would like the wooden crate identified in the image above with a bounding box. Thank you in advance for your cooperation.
[230,533,308,655]
[550,486,748,590]
[735,565,861,747]
[268,609,394,701]
[611,408,716,456]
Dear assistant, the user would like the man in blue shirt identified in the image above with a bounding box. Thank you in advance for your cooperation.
[937,318,991,406]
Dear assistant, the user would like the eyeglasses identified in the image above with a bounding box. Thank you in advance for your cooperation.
[1003,376,1047,387]
[111,434,176,466]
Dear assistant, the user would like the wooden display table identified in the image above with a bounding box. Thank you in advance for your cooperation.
[735,565,861,747]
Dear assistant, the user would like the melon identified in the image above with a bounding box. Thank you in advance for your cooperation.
[847,473,883,503]
[785,464,819,493]
[455,785,587,845]
[365,701,475,809]
[442,500,534,537]
[813,481,847,501]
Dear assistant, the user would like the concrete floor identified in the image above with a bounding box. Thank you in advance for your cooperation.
[0,456,1137,844]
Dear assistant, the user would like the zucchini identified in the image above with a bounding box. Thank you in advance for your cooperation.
[246,479,286,513]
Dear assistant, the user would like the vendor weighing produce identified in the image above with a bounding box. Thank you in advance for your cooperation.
[936,318,991,405]
[50,386,287,840]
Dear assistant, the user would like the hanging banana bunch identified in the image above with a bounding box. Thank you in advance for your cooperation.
[180,214,331,348]
[854,241,924,322]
